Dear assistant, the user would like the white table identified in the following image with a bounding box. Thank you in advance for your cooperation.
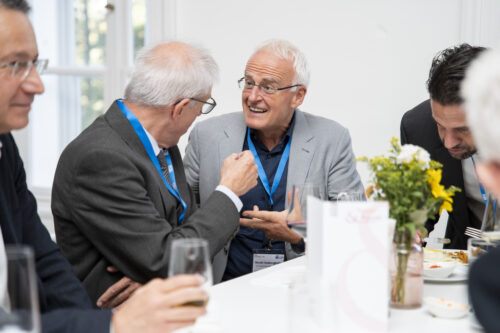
[198,256,482,333]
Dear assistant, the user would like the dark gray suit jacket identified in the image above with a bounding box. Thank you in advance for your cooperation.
[52,102,239,303]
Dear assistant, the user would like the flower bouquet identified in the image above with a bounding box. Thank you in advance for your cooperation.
[359,138,460,308]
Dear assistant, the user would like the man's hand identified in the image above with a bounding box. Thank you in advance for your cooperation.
[112,274,208,333]
[219,151,258,196]
[97,266,142,309]
[241,206,302,244]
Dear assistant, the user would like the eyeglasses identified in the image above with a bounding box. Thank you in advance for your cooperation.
[0,59,49,81]
[190,97,216,114]
[238,77,302,96]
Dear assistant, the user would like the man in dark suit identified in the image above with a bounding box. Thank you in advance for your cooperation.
[51,41,258,304]
[0,1,213,332]
[462,49,500,333]
[400,44,489,250]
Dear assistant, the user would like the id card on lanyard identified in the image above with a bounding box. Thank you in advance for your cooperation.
[116,100,187,224]
[252,248,285,272]
[247,128,290,271]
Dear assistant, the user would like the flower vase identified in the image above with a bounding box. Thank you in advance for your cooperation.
[390,229,423,309]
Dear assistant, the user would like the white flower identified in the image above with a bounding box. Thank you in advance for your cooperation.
[396,144,430,168]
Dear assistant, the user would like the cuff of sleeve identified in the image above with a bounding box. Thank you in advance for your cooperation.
[215,185,243,212]
[291,237,306,253]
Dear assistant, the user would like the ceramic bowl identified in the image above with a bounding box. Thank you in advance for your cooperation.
[424,297,469,319]
[423,261,456,279]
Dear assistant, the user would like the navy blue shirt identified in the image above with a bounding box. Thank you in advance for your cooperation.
[222,114,296,281]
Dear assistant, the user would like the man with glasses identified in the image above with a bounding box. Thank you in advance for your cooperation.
[0,1,225,332]
[51,41,258,306]
[184,39,363,282]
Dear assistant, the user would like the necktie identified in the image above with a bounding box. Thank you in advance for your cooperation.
[156,150,184,220]
[157,149,173,187]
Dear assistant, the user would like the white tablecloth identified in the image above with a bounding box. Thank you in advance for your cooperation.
[188,256,482,333]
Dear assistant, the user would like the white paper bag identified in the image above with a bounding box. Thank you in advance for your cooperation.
[307,197,392,332]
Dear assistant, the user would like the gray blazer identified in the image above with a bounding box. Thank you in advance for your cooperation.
[184,110,364,283]
[52,102,240,303]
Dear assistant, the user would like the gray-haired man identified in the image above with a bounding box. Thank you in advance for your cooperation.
[52,41,258,305]
[184,39,364,282]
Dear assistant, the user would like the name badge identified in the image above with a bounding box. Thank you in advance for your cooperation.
[252,248,285,272]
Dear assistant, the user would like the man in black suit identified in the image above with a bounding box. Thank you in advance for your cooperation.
[400,44,489,250]
[462,50,500,333]
[0,1,210,332]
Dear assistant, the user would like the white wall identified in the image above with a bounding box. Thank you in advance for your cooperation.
[171,0,500,185]
[20,0,500,233]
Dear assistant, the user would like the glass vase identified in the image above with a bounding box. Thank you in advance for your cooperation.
[390,229,423,309]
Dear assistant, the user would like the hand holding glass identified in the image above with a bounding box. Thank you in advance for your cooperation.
[168,238,212,307]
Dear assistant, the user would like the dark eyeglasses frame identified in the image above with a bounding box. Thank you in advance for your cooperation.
[238,77,302,95]
[190,97,216,114]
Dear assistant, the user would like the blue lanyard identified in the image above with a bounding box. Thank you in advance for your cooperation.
[471,156,497,219]
[246,128,291,208]
[116,100,186,224]
[163,150,179,191]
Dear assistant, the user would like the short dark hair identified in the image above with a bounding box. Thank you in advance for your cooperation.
[0,0,30,13]
[426,43,486,105]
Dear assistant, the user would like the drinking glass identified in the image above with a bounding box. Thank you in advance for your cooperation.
[0,246,40,333]
[330,191,365,201]
[468,238,500,265]
[286,183,327,238]
[168,238,212,306]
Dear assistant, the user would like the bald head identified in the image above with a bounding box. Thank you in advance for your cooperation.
[124,41,218,107]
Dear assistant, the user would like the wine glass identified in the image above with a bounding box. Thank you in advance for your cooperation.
[331,191,366,201]
[0,246,40,333]
[286,183,327,238]
[168,238,212,306]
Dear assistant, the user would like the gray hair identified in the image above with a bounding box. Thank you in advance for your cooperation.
[251,39,310,87]
[124,41,219,106]
[462,50,500,161]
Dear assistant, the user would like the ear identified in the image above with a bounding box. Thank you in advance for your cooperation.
[291,86,307,109]
[172,98,191,120]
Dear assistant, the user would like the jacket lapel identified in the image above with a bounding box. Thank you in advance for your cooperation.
[104,102,174,216]
[219,113,247,170]
[286,110,315,195]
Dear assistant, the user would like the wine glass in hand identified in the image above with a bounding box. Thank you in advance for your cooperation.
[168,238,212,307]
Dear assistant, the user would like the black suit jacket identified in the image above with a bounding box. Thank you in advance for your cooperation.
[52,102,240,303]
[0,133,111,333]
[469,246,500,332]
[400,100,477,250]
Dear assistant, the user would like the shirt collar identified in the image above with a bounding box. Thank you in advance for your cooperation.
[144,129,161,156]
[249,111,296,151]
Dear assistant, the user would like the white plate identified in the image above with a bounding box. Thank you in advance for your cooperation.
[424,248,469,265]
[424,273,467,282]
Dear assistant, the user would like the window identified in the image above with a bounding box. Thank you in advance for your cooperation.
[29,0,147,188]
